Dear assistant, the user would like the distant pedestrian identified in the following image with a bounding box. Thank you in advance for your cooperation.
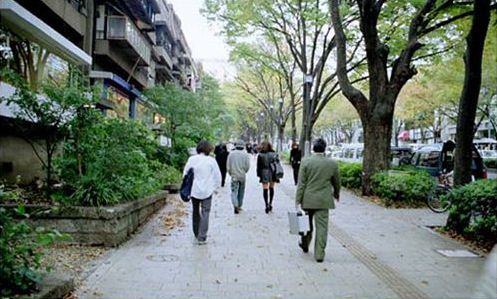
[252,143,258,155]
[183,140,222,245]
[295,138,340,262]
[289,142,302,185]
[256,141,279,213]
[246,143,253,155]
[214,143,229,187]
[227,141,251,214]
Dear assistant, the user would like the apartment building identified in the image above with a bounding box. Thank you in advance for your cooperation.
[0,0,93,183]
[1,0,199,183]
[90,0,198,123]
[154,0,197,91]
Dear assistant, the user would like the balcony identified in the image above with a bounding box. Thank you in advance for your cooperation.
[123,0,160,30]
[154,46,172,69]
[106,15,151,66]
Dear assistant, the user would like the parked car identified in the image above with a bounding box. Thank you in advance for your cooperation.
[391,147,412,166]
[408,140,487,179]
[480,149,497,159]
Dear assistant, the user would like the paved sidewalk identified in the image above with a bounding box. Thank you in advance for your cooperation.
[76,157,488,299]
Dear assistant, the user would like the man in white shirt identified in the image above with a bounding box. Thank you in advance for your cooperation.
[227,141,251,214]
[183,141,222,245]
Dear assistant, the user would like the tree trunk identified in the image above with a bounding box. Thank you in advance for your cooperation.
[278,125,285,152]
[45,140,53,197]
[291,95,297,142]
[453,0,490,186]
[362,118,392,195]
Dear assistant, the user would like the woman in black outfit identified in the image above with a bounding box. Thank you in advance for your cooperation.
[289,142,302,185]
[214,143,229,187]
[256,141,279,213]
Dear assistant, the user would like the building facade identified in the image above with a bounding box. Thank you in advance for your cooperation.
[0,0,198,184]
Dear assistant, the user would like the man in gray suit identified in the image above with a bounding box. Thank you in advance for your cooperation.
[227,141,251,214]
[296,138,340,262]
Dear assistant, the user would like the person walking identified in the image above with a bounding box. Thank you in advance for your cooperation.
[289,142,302,185]
[183,140,222,245]
[256,141,279,213]
[214,143,229,187]
[227,141,251,214]
[295,138,340,262]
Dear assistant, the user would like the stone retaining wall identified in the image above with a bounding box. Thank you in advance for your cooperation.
[2,191,169,246]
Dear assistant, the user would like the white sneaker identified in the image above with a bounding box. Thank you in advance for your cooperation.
[197,239,208,245]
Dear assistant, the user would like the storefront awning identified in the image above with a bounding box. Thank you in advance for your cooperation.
[90,71,142,98]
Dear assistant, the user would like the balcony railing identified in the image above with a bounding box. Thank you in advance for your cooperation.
[107,15,151,65]
[154,46,172,69]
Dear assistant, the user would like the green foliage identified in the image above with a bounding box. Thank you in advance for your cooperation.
[55,117,167,206]
[338,162,363,190]
[144,75,231,145]
[371,170,435,203]
[144,75,231,170]
[160,165,183,185]
[280,150,290,163]
[445,180,497,245]
[0,206,61,296]
[0,68,98,194]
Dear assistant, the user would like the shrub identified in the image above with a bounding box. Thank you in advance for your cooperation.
[159,165,183,185]
[280,151,290,163]
[55,117,169,206]
[483,158,497,169]
[156,136,196,170]
[445,179,497,245]
[0,206,61,296]
[371,170,435,203]
[338,162,363,189]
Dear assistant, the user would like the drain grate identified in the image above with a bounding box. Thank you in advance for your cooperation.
[436,249,479,257]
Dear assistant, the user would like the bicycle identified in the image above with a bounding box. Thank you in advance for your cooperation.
[426,170,453,213]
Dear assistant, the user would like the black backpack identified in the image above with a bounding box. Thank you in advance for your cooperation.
[180,168,194,202]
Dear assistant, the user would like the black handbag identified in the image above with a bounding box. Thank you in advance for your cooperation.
[180,168,194,202]
[270,154,284,179]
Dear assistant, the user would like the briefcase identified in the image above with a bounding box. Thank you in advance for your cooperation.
[288,211,310,235]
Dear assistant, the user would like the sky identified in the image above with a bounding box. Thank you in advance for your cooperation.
[167,0,234,81]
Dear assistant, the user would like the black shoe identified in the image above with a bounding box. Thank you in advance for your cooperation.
[269,204,273,212]
[299,242,309,253]
[316,259,324,263]
[234,207,239,214]
[265,205,269,214]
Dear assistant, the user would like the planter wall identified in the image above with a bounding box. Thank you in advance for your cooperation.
[1,191,169,246]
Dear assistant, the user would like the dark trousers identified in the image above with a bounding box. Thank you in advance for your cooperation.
[192,196,212,241]
[221,169,227,187]
[292,163,300,185]
[301,209,329,260]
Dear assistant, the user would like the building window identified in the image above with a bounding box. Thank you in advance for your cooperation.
[136,102,153,125]
[107,86,130,118]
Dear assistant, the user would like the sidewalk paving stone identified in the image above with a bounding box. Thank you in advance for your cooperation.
[76,156,487,299]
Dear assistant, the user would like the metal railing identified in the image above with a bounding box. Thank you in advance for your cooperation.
[107,16,151,65]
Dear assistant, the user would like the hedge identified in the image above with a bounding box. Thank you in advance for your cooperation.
[338,162,363,190]
[445,179,497,246]
[371,170,435,203]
